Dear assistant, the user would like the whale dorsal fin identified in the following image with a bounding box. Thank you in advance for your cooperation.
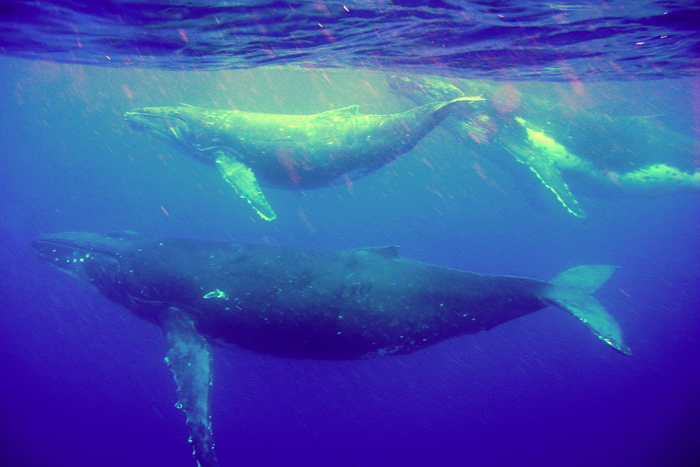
[318,105,361,117]
[356,246,400,259]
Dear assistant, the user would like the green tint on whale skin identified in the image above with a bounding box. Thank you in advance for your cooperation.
[124,97,481,220]
[388,74,700,219]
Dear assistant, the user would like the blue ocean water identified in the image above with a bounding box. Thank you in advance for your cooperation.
[1,2,699,467]
[2,0,699,80]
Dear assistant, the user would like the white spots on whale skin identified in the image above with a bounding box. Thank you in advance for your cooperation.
[361,345,403,358]
[61,251,93,264]
[203,288,228,299]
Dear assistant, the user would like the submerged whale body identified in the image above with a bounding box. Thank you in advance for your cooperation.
[389,75,700,218]
[124,97,477,221]
[31,232,632,466]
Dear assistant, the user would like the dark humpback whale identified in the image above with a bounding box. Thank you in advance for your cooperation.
[31,232,631,467]
[124,97,481,221]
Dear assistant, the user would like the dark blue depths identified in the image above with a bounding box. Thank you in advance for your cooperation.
[0,61,699,467]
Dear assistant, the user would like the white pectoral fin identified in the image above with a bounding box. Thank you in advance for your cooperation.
[163,308,220,467]
[505,118,590,218]
[505,142,587,218]
[215,153,277,221]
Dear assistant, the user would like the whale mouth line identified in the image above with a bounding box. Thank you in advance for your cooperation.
[124,111,198,155]
[31,238,123,263]
[125,111,181,119]
[124,111,187,133]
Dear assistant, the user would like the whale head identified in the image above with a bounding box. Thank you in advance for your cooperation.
[30,231,139,284]
[125,105,187,135]
[31,232,203,321]
[125,105,220,164]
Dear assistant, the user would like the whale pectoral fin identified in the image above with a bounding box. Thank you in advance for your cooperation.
[545,265,632,356]
[505,142,587,218]
[505,118,589,218]
[215,153,277,221]
[163,308,220,467]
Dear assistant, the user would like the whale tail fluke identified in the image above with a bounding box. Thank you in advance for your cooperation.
[544,265,632,356]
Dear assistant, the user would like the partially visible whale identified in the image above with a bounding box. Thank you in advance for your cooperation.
[31,231,632,467]
[389,75,700,218]
[124,97,480,220]
[389,74,589,218]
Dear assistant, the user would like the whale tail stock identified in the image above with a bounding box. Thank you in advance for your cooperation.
[433,95,485,115]
[544,265,632,356]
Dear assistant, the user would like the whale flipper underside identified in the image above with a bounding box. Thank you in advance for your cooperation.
[503,143,586,218]
[215,152,276,221]
[163,309,219,467]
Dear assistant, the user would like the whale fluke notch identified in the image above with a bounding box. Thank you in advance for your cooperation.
[544,265,631,355]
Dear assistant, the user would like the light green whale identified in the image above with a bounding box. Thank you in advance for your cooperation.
[389,75,700,218]
[125,97,481,220]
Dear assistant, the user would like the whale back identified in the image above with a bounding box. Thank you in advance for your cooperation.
[125,99,473,188]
